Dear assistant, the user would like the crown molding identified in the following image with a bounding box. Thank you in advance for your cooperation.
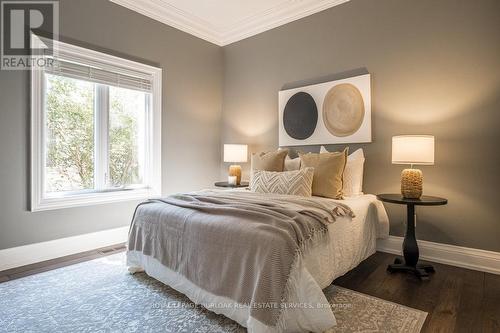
[109,0,350,46]
[219,0,350,46]
[109,0,222,45]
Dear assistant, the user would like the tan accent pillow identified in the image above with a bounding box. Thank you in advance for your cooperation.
[321,146,365,197]
[300,148,348,199]
[250,150,288,178]
[250,168,314,197]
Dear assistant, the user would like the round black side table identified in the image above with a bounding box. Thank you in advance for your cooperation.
[377,194,448,280]
[214,181,249,188]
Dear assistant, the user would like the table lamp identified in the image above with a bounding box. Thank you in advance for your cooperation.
[223,144,248,185]
[392,135,435,199]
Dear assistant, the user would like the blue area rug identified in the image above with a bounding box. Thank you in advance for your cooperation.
[0,252,426,332]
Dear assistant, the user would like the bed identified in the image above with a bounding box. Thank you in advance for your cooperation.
[127,189,389,332]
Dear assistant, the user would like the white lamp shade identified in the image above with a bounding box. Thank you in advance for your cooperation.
[392,135,435,165]
[223,144,248,163]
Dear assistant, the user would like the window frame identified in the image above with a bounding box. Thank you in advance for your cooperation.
[31,37,162,212]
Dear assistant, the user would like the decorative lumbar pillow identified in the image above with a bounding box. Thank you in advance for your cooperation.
[321,146,365,197]
[300,148,348,199]
[250,149,288,178]
[250,168,314,197]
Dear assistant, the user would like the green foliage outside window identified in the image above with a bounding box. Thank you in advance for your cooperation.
[45,75,143,192]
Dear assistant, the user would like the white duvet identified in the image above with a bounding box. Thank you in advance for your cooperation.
[127,193,389,332]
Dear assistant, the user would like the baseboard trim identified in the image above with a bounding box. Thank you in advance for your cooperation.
[0,226,129,271]
[377,236,500,275]
[2,229,498,275]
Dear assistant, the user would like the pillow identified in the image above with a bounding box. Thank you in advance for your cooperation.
[321,146,365,197]
[250,168,314,197]
[284,155,301,171]
[250,149,288,178]
[300,148,348,199]
[278,147,301,171]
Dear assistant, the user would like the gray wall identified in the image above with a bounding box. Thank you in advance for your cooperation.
[1,0,499,253]
[221,0,500,252]
[0,0,223,249]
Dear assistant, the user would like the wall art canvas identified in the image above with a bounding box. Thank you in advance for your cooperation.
[278,74,371,146]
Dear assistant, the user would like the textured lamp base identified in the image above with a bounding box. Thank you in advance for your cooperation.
[228,165,242,185]
[401,168,423,199]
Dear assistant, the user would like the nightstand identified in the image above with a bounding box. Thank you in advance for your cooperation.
[214,181,249,188]
[377,193,448,280]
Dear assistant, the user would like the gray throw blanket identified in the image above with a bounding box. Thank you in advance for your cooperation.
[128,190,354,328]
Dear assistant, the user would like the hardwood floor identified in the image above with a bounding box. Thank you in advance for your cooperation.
[333,252,500,333]
[0,249,498,332]
[0,243,126,281]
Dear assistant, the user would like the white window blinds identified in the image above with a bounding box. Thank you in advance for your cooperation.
[44,52,154,93]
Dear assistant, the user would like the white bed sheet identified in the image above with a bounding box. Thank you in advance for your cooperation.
[127,192,389,332]
[304,194,390,288]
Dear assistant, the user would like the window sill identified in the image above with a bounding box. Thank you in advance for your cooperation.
[31,188,158,212]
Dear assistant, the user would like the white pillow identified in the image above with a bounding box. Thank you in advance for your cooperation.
[320,146,365,197]
[278,147,301,171]
[250,168,314,197]
[284,155,301,171]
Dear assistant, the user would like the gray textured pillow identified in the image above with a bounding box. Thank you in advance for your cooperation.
[250,168,314,197]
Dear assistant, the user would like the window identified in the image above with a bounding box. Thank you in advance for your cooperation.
[31,37,161,211]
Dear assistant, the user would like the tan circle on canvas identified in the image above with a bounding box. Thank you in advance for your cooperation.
[322,83,365,137]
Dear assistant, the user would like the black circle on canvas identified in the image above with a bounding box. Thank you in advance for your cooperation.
[283,92,318,140]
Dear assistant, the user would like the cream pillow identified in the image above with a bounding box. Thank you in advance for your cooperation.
[284,155,301,171]
[278,148,301,171]
[250,168,314,197]
[321,146,365,197]
[250,149,288,178]
[300,148,348,199]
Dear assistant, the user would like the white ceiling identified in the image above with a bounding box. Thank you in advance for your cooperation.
[110,0,350,46]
